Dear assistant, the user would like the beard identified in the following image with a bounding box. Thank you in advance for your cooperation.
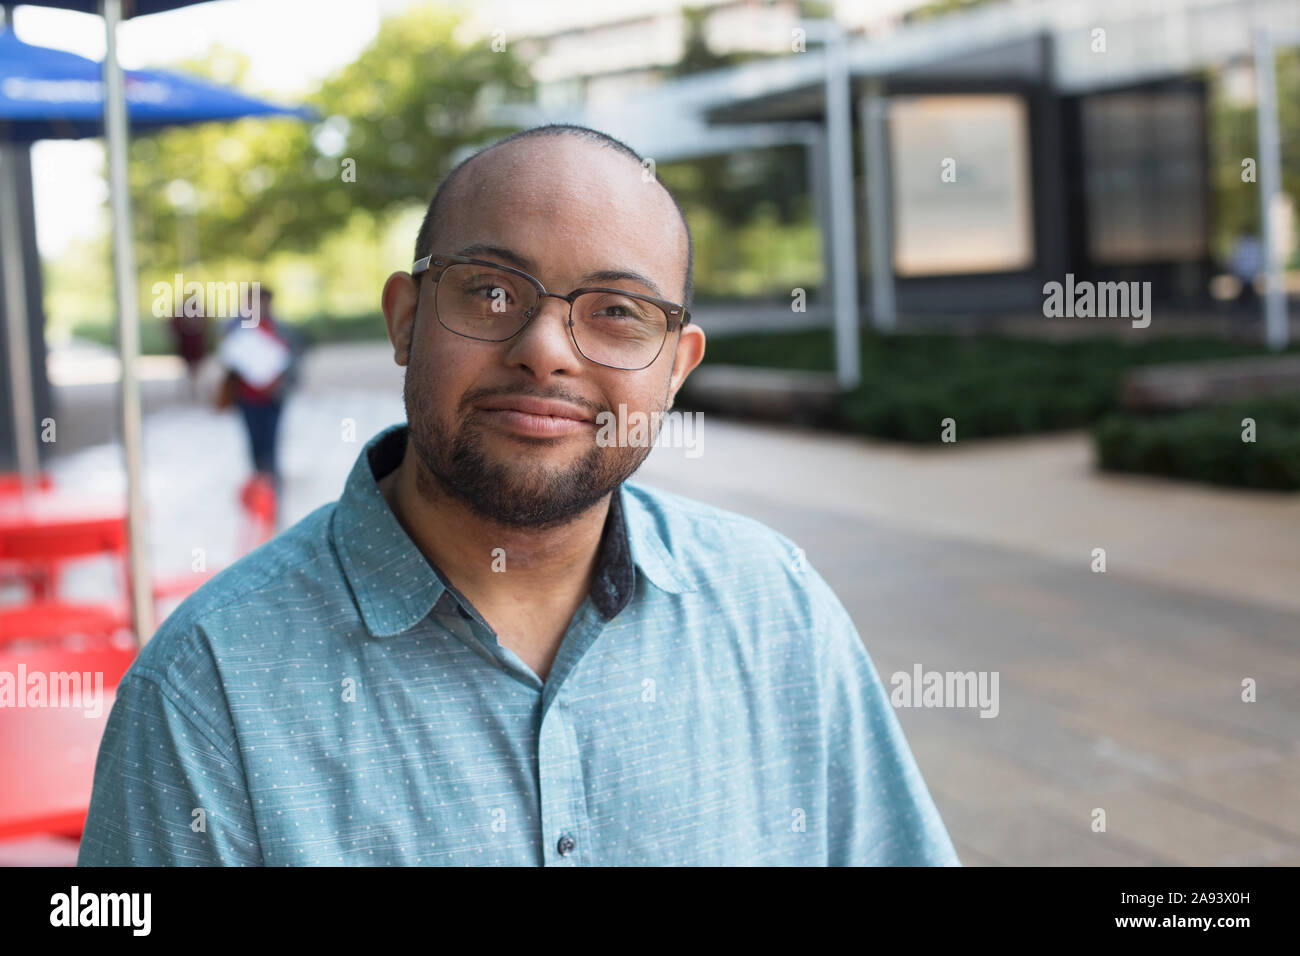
[402,352,663,530]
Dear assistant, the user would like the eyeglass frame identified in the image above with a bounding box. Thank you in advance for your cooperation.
[411,253,691,371]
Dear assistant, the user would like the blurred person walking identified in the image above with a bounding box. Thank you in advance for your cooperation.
[168,310,209,399]
[1229,230,1263,316]
[214,286,304,511]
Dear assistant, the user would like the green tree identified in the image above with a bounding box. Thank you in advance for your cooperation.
[1209,50,1300,264]
[658,4,823,301]
[128,5,534,275]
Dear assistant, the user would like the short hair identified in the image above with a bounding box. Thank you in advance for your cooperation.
[413,124,694,311]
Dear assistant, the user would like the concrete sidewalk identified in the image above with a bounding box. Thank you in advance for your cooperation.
[640,418,1300,615]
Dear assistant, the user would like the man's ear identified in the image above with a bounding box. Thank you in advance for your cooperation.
[665,324,706,411]
[382,271,419,366]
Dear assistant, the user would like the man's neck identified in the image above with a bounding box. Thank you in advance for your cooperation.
[376,439,608,639]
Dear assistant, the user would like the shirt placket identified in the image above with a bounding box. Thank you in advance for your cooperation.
[537,698,591,866]
[535,604,610,867]
[441,587,606,866]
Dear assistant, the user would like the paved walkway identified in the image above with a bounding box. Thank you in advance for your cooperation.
[41,340,1300,865]
[642,418,1300,616]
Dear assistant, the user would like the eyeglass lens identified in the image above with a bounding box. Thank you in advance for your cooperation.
[435,263,668,369]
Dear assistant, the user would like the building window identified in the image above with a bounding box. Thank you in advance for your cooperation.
[888,93,1035,276]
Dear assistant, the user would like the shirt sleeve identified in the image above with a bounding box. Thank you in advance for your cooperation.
[77,668,262,866]
[813,570,962,867]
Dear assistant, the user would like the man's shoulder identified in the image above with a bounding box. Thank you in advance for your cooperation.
[131,501,341,683]
[623,480,798,552]
[620,482,859,670]
[621,480,821,595]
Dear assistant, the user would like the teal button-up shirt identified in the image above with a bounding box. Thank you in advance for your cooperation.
[79,423,960,866]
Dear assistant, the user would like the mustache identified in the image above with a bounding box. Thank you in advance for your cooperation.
[463,387,604,419]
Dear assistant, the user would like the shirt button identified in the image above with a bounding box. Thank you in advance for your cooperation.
[556,834,576,857]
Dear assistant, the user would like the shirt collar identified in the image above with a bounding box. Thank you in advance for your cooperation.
[332,423,694,640]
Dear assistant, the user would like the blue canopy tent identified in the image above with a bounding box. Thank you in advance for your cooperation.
[0,28,311,139]
[0,1,311,642]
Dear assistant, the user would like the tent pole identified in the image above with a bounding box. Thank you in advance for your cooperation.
[102,0,156,643]
[0,143,40,484]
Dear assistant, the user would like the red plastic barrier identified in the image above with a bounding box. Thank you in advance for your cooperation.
[0,640,136,842]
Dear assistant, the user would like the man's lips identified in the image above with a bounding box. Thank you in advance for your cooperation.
[475,396,597,438]
[475,396,595,422]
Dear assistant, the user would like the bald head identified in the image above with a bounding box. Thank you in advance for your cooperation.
[414,125,693,310]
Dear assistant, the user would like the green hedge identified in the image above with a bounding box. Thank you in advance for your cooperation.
[69,311,390,355]
[70,317,175,355]
[697,329,1298,443]
[1094,395,1300,490]
[292,312,389,345]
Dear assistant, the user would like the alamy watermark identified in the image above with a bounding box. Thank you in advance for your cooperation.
[890,664,999,718]
[0,665,104,718]
[1042,273,1151,328]
[595,404,703,458]
[50,886,150,935]
[151,274,261,327]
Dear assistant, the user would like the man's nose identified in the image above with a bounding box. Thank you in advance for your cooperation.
[523,293,573,329]
[508,293,581,367]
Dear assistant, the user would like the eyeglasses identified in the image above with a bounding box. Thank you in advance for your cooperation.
[412,253,691,371]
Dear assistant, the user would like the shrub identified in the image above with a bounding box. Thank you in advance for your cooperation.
[1094,395,1300,490]
[697,328,1296,444]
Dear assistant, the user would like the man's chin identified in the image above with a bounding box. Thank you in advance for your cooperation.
[409,422,643,526]
[473,418,596,453]
[478,428,586,452]
[459,482,609,529]
[474,444,591,479]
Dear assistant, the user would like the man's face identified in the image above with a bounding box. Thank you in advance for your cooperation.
[383,138,704,529]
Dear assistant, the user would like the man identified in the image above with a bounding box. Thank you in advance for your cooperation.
[79,124,959,866]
